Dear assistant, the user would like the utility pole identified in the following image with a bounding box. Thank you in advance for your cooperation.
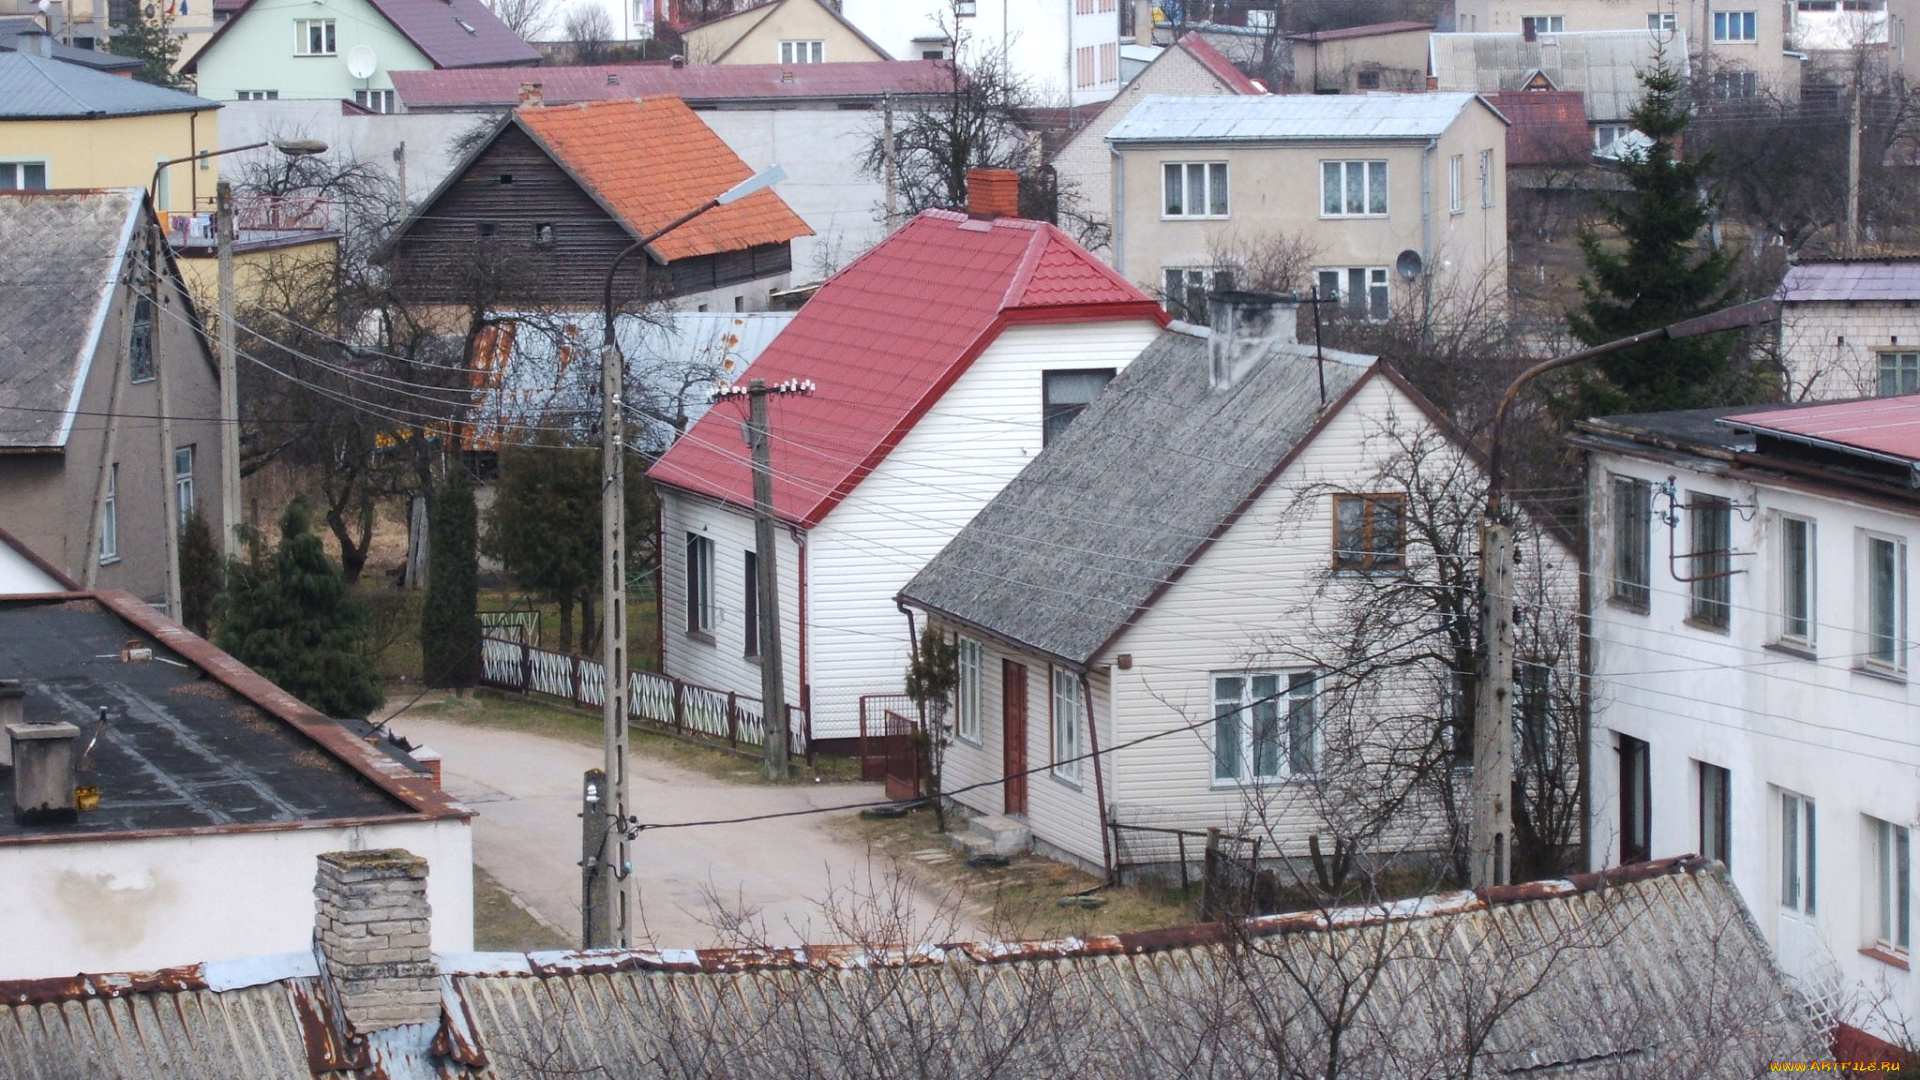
[217,182,242,559]
[1846,84,1862,258]
[882,93,898,231]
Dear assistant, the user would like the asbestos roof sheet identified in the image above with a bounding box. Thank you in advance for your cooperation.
[0,49,215,118]
[1107,91,1493,144]
[647,210,1164,528]
[902,326,1375,665]
[391,58,956,108]
[1777,258,1920,301]
[1722,394,1920,462]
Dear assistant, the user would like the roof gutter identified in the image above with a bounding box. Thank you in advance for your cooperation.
[1111,144,1125,275]
[894,592,1089,674]
[1715,419,1920,487]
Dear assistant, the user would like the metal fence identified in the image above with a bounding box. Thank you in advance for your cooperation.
[478,636,808,756]
[478,610,541,647]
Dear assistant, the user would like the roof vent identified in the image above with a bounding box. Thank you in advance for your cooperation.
[1208,291,1300,390]
[670,53,685,68]
[780,66,795,82]
[10,714,79,827]
[965,167,1020,220]
[606,72,619,85]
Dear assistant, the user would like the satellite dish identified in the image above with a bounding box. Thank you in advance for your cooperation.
[1395,249,1424,281]
[346,45,378,80]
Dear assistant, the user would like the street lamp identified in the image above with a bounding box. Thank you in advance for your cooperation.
[589,163,787,949]
[1468,298,1778,889]
[143,139,329,613]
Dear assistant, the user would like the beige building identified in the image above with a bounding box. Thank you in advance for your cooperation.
[1776,259,1920,399]
[680,0,892,65]
[1106,93,1509,324]
[1452,0,1798,98]
[1290,21,1435,93]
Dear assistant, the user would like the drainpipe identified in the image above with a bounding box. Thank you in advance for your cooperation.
[1420,137,1436,334]
[1080,670,1114,882]
[1111,148,1125,274]
[794,525,810,760]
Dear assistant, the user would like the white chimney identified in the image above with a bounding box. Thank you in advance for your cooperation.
[0,680,21,767]
[10,718,79,826]
[1208,291,1301,390]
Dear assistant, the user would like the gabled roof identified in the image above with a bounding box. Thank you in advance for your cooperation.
[900,324,1383,666]
[0,527,77,592]
[1173,31,1263,95]
[647,210,1166,527]
[693,0,894,63]
[1778,258,1920,302]
[1107,92,1503,145]
[0,22,141,72]
[0,49,215,118]
[185,0,537,74]
[392,59,957,110]
[1489,89,1591,165]
[0,189,144,450]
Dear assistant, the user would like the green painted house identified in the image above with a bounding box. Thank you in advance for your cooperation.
[185,0,537,110]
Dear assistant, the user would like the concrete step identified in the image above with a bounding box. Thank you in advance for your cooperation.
[966,814,1031,858]
[947,832,998,859]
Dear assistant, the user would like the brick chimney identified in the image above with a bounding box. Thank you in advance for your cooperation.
[314,850,439,1032]
[966,168,1020,220]
[517,82,543,108]
[1208,291,1301,390]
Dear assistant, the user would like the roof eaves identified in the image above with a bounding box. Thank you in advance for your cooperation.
[180,0,258,74]
[707,1,783,62]
[507,110,651,245]
[54,189,142,449]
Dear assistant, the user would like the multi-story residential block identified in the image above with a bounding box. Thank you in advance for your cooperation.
[1452,0,1796,98]
[1105,93,1509,324]
[1777,259,1920,400]
[838,0,1122,105]
[1430,29,1686,140]
[1576,396,1920,1054]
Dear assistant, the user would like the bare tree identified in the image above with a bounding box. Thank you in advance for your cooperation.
[562,2,615,63]
[485,0,557,42]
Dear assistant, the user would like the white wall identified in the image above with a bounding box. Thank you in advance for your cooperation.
[838,0,1121,105]
[0,819,472,979]
[1587,445,1920,1039]
[0,545,65,594]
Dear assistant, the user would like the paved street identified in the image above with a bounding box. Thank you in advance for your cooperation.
[388,713,974,949]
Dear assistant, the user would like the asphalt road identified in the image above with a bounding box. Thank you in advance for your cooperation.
[389,714,974,950]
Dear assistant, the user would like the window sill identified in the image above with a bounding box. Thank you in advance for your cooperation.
[685,629,715,647]
[1853,663,1908,685]
[1049,770,1084,791]
[1682,616,1731,636]
[954,733,983,749]
[1861,946,1911,972]
[1211,776,1308,791]
[1331,566,1407,578]
[1319,213,1389,220]
[1764,641,1817,661]
[1606,595,1651,615]
[1449,207,1465,216]
[743,652,760,665]
[98,555,120,566]
[1160,214,1229,222]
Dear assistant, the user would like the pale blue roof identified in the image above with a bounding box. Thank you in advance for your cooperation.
[1107,92,1501,144]
[0,49,216,118]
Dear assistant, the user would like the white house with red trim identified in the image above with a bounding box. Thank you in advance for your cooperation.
[646,173,1169,747]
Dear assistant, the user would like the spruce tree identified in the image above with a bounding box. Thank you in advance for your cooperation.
[215,498,383,718]
[106,2,184,88]
[1569,63,1740,415]
[420,465,481,689]
[178,511,221,637]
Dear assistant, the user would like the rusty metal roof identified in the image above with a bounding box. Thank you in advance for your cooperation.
[0,857,1825,1078]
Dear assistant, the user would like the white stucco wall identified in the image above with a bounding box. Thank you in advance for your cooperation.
[838,0,1121,105]
[0,818,472,980]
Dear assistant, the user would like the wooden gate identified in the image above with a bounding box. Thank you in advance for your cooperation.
[880,709,922,802]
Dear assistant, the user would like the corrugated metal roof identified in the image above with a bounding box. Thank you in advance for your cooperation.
[0,858,1828,1078]
[646,209,1165,528]
[0,50,215,118]
[392,59,957,109]
[1722,394,1920,462]
[1107,92,1494,144]
[1777,258,1920,302]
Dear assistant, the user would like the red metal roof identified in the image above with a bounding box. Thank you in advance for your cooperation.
[647,210,1167,527]
[1489,90,1591,165]
[1175,32,1263,95]
[392,59,956,109]
[1724,395,1920,462]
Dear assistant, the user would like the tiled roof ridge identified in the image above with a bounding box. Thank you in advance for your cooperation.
[1174,31,1263,95]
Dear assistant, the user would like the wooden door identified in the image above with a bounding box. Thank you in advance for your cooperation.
[1002,660,1028,816]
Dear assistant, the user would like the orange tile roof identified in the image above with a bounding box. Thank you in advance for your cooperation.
[515,97,811,263]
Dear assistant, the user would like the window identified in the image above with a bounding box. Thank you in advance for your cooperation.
[1648,10,1678,30]
[685,533,714,636]
[1448,154,1464,213]
[1355,68,1381,89]
[295,19,336,55]
[1879,351,1920,396]
[353,89,395,113]
[1163,266,1233,323]
[476,222,497,238]
[1618,733,1651,863]
[129,297,155,383]
[99,464,118,563]
[1213,670,1317,782]
[1865,533,1907,670]
[1688,494,1732,629]
[780,39,824,64]
[1321,160,1388,216]
[1713,69,1760,98]
[1041,369,1114,446]
[1612,475,1652,608]
[1099,41,1118,84]
[1317,267,1390,321]
[1523,14,1565,32]
[173,445,195,526]
[1781,790,1816,914]
[1479,148,1495,207]
[1332,493,1405,571]
[534,222,555,246]
[954,638,982,743]
[920,47,949,59]
[1514,661,1557,776]
[236,90,278,101]
[1163,161,1229,218]
[1873,817,1911,953]
[1051,668,1083,783]
[1700,762,1731,868]
[1780,515,1815,646]
[1075,44,1095,87]
[1714,10,1758,38]
[954,0,975,13]
[0,161,47,190]
[742,550,759,658]
[1595,124,1634,157]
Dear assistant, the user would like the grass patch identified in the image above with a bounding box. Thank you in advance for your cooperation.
[475,587,661,674]
[834,804,1196,939]
[473,865,573,951]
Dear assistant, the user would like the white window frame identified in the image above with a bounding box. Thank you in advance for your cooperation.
[1781,789,1816,914]
[295,18,337,55]
[1872,816,1911,954]
[1594,124,1634,157]
[1714,10,1759,39]
[174,445,195,526]
[1713,69,1760,98]
[1050,667,1083,784]
[1523,14,1565,32]
[1778,514,1815,648]
[1612,474,1652,608]
[1212,670,1317,784]
[236,90,279,101]
[1321,159,1388,217]
[1448,154,1464,213]
[1879,350,1920,396]
[685,533,715,637]
[99,463,118,564]
[954,638,982,744]
[0,159,48,190]
[1862,531,1907,672]
[1479,148,1495,207]
[353,89,396,113]
[1648,10,1678,30]
[1162,266,1233,323]
[1316,267,1391,321]
[1161,161,1229,219]
[779,39,824,64]
[1699,761,1731,868]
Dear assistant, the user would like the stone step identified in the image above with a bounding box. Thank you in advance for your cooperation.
[966,813,1031,858]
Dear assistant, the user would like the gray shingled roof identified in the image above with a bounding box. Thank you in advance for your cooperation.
[1778,258,1920,302]
[0,189,141,450]
[901,326,1374,666]
[0,49,215,117]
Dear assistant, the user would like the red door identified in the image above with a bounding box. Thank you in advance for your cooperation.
[1002,661,1028,816]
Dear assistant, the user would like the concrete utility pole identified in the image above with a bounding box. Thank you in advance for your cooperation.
[882,93,898,231]
[217,182,242,559]
[152,211,182,621]
[1474,298,1779,888]
[1846,85,1862,258]
[580,767,608,946]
